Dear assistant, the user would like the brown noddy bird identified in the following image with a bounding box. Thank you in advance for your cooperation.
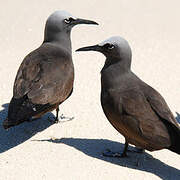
[3,10,98,129]
[76,36,180,157]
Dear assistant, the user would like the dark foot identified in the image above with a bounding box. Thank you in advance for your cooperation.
[54,117,59,123]
[48,114,74,124]
[59,114,74,122]
[102,149,128,158]
[128,147,145,153]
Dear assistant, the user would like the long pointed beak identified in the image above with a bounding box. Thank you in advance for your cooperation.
[74,18,98,25]
[76,45,101,52]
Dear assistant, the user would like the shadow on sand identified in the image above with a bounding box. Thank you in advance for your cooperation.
[1,103,179,179]
[0,103,54,153]
[35,138,180,180]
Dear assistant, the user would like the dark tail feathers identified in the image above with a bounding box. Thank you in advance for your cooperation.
[163,120,180,154]
[4,95,51,129]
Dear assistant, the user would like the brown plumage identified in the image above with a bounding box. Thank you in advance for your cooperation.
[76,36,180,156]
[3,10,98,129]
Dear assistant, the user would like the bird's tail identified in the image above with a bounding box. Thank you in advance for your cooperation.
[3,96,31,129]
[165,120,180,154]
[3,96,56,129]
[3,117,26,129]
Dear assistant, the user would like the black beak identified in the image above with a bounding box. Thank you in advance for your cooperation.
[76,45,101,52]
[73,18,98,25]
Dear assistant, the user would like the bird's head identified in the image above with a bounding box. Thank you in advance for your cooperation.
[44,10,98,42]
[76,36,132,68]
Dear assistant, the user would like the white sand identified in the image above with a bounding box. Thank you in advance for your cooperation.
[0,0,180,179]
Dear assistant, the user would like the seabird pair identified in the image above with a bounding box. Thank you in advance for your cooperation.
[3,11,180,156]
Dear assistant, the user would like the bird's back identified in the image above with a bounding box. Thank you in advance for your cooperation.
[14,43,74,102]
[101,65,180,153]
[4,43,74,128]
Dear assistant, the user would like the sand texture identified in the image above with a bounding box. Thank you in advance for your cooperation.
[0,0,180,179]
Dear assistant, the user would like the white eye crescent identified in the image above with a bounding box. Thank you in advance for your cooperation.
[108,44,115,49]
[64,17,74,24]
[104,43,115,50]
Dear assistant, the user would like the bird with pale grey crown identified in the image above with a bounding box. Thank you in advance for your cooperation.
[3,10,98,129]
[76,36,180,157]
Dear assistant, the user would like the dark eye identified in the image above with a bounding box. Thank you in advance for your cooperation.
[64,17,74,24]
[103,43,115,50]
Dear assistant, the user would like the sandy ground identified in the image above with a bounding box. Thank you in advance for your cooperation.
[0,0,180,179]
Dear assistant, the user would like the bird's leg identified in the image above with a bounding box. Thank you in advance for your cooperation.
[121,140,128,157]
[49,107,74,124]
[102,140,128,158]
[54,107,60,123]
[47,107,60,123]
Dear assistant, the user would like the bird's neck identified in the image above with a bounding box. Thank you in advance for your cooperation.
[102,57,131,75]
[101,58,132,91]
[44,31,72,53]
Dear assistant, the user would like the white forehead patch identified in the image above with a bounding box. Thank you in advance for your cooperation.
[98,36,129,48]
[48,10,77,22]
